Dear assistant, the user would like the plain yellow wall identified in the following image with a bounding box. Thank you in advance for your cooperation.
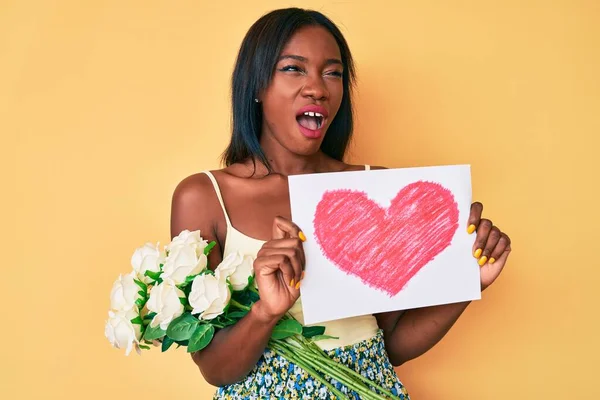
[2,0,599,398]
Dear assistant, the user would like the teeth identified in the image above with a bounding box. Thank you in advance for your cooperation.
[303,111,324,118]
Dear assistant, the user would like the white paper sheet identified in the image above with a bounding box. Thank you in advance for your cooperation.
[288,164,481,325]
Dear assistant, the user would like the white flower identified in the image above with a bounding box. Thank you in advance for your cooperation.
[189,273,231,320]
[110,273,143,312]
[104,308,142,356]
[131,242,165,284]
[318,386,328,399]
[305,379,314,394]
[166,229,208,254]
[146,281,185,330]
[161,231,209,285]
[264,373,273,387]
[274,385,283,396]
[215,251,255,291]
[161,244,208,285]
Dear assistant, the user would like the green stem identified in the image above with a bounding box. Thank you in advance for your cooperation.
[290,349,371,399]
[275,338,374,399]
[242,289,396,398]
[269,341,348,399]
[248,283,259,295]
[291,336,399,400]
[288,345,389,400]
[229,299,251,311]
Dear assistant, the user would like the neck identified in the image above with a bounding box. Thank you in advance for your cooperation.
[265,151,326,176]
[258,134,328,177]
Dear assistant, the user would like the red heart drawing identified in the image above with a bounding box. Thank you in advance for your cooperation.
[313,181,459,296]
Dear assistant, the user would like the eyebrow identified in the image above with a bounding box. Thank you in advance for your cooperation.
[278,54,343,67]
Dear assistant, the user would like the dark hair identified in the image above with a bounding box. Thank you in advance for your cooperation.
[222,8,356,171]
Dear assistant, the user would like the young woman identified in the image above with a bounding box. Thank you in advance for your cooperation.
[170,7,512,399]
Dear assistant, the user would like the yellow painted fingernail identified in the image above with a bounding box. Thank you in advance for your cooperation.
[474,248,482,258]
[290,279,295,287]
[489,257,496,265]
[467,224,476,234]
[295,281,301,290]
[478,256,488,266]
[299,231,307,242]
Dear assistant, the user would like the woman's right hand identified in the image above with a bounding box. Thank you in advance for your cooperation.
[252,216,306,322]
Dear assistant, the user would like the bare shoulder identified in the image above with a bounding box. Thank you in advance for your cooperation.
[170,171,222,241]
[171,171,220,213]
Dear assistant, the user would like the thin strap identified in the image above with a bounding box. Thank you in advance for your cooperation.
[365,164,370,171]
[202,171,232,227]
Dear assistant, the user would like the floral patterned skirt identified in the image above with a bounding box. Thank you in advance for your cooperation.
[213,329,410,399]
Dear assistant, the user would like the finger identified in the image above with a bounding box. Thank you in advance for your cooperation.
[272,216,303,241]
[253,255,282,276]
[257,247,303,284]
[489,233,511,264]
[479,226,501,266]
[494,245,511,267]
[467,202,483,234]
[473,218,492,257]
[260,238,306,266]
[277,256,296,289]
[255,254,295,288]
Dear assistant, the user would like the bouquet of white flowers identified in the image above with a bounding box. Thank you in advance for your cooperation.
[105,229,399,399]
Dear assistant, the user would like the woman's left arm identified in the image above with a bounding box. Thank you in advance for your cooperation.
[376,201,512,366]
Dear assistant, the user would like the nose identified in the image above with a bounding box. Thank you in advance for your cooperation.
[301,74,329,101]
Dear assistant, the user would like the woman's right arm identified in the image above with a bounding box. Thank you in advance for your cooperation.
[170,174,304,386]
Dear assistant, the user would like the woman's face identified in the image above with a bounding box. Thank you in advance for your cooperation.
[260,25,344,156]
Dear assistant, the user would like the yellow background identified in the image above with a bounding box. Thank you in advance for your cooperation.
[2,0,598,398]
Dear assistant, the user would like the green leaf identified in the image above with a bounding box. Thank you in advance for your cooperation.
[232,289,259,305]
[143,323,166,341]
[179,270,213,291]
[221,320,237,328]
[161,336,175,352]
[271,319,302,340]
[311,334,340,342]
[187,324,215,353]
[302,325,326,338]
[246,274,256,290]
[226,310,248,319]
[130,316,144,325]
[204,241,216,255]
[143,312,157,321]
[144,270,161,281]
[135,298,145,308]
[138,344,151,350]
[166,313,199,341]
[179,297,187,305]
[137,290,147,298]
[133,279,147,292]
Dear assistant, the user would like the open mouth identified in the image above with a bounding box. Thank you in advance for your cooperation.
[296,111,325,131]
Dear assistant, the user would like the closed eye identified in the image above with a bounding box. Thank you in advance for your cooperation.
[279,65,304,73]
[279,65,343,79]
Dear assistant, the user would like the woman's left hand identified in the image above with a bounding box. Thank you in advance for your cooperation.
[467,202,512,290]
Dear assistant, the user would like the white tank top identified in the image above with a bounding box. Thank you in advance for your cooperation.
[202,167,380,350]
